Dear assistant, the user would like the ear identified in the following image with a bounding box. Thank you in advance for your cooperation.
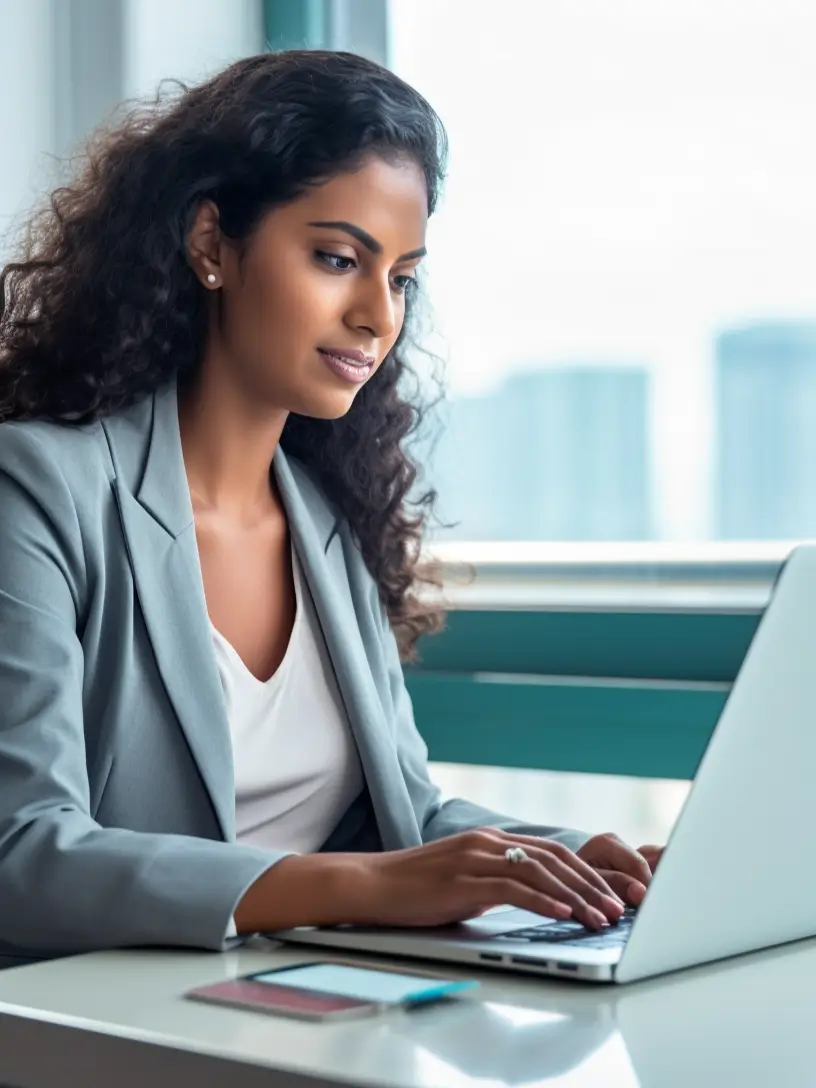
[187,200,224,289]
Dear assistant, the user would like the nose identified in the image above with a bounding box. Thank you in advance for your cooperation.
[347,273,397,342]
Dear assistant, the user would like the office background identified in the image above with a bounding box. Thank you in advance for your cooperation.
[2,0,811,846]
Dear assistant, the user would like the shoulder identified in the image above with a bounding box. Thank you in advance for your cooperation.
[0,388,156,501]
[0,416,112,508]
[0,418,111,580]
[0,420,105,607]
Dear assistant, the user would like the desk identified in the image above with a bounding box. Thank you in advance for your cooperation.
[0,937,812,1088]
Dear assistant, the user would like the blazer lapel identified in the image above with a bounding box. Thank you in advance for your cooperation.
[274,450,423,851]
[102,377,422,852]
[104,382,236,842]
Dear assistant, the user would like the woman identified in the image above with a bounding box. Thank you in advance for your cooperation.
[0,50,660,969]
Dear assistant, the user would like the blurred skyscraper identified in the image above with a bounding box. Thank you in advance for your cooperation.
[715,322,816,539]
[429,367,653,541]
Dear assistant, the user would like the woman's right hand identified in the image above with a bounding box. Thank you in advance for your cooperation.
[348,828,626,930]
[237,828,627,935]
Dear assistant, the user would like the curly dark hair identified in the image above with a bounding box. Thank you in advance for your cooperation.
[0,50,449,660]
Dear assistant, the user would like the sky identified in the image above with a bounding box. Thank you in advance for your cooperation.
[387,0,816,538]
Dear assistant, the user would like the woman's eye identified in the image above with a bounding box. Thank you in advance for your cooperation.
[316,251,356,271]
[316,250,416,293]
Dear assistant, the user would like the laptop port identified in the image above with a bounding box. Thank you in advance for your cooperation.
[558,963,579,972]
[510,956,552,970]
[479,953,503,962]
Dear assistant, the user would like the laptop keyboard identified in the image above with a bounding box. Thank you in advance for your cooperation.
[492,907,638,949]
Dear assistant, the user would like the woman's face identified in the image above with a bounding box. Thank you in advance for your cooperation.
[195,154,428,420]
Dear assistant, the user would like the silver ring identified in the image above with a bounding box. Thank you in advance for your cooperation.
[505,846,529,864]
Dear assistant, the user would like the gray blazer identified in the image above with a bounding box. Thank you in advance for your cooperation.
[0,378,586,969]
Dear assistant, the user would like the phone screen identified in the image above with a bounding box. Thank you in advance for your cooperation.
[251,963,470,1004]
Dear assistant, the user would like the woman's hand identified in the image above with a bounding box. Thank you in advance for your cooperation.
[347,828,628,931]
[576,833,664,906]
[236,829,662,936]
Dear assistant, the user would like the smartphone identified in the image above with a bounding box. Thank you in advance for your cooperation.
[185,960,479,1021]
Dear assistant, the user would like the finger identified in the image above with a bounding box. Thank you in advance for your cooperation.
[465,876,576,923]
[480,853,609,930]
[525,849,625,921]
[594,869,647,907]
[586,835,653,886]
[501,833,626,904]
[637,845,663,871]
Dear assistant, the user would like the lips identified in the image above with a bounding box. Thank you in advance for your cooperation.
[318,349,374,385]
[318,347,375,366]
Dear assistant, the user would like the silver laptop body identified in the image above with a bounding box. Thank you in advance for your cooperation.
[276,543,816,984]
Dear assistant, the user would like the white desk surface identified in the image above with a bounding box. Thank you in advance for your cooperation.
[0,935,813,1088]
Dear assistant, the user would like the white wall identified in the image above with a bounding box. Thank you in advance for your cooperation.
[0,0,55,254]
[0,0,266,260]
[123,0,264,100]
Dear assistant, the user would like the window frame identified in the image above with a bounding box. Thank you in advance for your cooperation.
[406,544,784,780]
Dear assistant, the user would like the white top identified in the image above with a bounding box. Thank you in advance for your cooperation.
[209,542,364,938]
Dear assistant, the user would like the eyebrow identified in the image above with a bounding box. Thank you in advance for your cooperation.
[307,220,427,262]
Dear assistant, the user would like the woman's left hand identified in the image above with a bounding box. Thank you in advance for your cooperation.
[576,833,664,907]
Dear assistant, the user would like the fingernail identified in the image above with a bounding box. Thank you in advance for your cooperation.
[590,908,607,928]
[555,903,573,918]
[603,896,624,915]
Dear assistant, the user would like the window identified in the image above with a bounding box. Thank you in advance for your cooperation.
[389,0,816,543]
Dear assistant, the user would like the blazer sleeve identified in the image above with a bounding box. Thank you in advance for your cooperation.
[0,427,279,958]
[377,596,593,854]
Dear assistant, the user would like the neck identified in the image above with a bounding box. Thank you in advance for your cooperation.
[177,361,288,524]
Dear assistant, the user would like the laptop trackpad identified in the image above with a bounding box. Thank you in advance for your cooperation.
[458,906,557,939]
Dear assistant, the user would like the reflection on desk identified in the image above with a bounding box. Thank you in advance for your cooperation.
[388,998,620,1085]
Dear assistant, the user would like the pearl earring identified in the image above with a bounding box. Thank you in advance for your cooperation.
[206,273,217,284]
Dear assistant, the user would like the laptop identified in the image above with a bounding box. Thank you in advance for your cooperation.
[276,543,816,984]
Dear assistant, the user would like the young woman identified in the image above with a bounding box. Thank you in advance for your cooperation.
[0,50,660,969]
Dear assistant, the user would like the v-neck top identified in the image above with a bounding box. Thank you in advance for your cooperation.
[210,542,364,857]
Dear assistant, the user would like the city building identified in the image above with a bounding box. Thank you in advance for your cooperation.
[715,322,816,539]
[428,366,652,541]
